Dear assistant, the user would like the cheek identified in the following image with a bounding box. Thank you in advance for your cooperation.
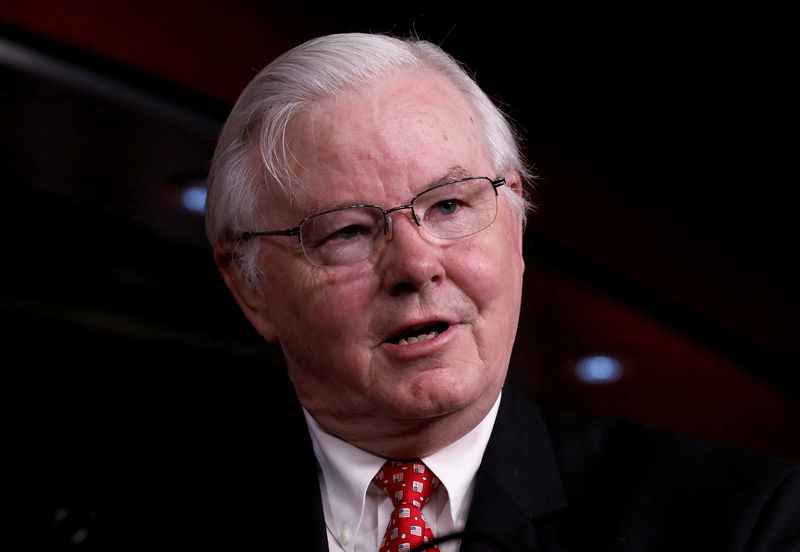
[277,266,381,404]
[271,262,377,342]
[447,234,521,306]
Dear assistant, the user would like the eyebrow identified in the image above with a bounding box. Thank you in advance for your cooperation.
[427,165,472,189]
[307,165,476,215]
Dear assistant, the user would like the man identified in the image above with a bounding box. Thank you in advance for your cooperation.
[198,33,799,551]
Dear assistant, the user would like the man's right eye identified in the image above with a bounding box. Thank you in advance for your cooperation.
[314,223,377,248]
[330,225,365,241]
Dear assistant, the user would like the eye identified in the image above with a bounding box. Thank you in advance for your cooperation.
[432,199,460,217]
[328,224,371,241]
[303,208,382,249]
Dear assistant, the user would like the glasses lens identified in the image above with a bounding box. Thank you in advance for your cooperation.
[413,177,498,239]
[299,206,384,267]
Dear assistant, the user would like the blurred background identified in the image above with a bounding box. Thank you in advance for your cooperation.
[3,2,798,541]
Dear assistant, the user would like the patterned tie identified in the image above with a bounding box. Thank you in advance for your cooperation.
[374,460,441,552]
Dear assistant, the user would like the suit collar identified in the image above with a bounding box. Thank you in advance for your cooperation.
[463,384,569,551]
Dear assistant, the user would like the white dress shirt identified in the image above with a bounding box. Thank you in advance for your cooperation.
[303,393,501,552]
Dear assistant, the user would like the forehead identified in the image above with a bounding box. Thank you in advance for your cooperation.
[280,69,489,211]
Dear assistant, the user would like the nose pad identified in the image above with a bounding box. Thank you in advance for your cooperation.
[385,208,420,241]
[385,215,393,240]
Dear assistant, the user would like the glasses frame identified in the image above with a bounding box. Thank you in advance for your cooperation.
[236,175,506,265]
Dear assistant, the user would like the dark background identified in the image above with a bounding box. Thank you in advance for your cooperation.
[3,4,798,531]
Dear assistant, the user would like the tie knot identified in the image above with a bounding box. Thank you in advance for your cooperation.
[374,460,441,508]
[374,460,441,552]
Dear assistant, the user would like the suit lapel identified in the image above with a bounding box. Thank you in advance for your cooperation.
[462,385,570,551]
[276,398,330,550]
[224,390,330,551]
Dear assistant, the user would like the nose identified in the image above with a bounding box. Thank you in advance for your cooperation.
[378,210,444,295]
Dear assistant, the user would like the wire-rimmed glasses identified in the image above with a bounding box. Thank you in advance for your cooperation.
[237,176,506,267]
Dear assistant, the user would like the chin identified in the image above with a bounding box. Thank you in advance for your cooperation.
[392,373,489,420]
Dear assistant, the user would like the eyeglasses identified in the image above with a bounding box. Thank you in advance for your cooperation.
[237,176,505,267]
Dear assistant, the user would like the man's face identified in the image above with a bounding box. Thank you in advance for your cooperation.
[231,69,525,452]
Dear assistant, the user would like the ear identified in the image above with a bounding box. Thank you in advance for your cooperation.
[214,241,280,343]
[505,169,524,196]
[503,169,527,271]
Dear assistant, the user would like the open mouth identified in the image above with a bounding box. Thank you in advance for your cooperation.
[388,322,450,346]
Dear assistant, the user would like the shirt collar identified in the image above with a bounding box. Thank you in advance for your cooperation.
[304,392,502,546]
[422,393,501,528]
[304,409,385,546]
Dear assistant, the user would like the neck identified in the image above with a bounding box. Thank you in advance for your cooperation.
[306,393,499,459]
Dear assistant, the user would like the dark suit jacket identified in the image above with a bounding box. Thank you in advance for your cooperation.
[22,382,799,551]
[463,385,800,551]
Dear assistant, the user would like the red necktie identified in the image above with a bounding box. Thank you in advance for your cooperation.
[374,460,441,552]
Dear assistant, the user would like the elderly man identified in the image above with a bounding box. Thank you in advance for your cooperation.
[199,33,798,552]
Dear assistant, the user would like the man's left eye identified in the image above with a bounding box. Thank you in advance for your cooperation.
[432,200,459,216]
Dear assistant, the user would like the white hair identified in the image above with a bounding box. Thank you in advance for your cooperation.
[206,32,533,287]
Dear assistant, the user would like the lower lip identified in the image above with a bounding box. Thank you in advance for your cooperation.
[382,324,456,358]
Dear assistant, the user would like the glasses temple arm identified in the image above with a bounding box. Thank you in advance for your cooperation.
[236,227,301,241]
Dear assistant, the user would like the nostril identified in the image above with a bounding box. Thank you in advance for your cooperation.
[390,272,442,295]
[391,281,416,296]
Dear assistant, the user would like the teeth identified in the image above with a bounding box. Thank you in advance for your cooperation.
[398,331,438,346]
